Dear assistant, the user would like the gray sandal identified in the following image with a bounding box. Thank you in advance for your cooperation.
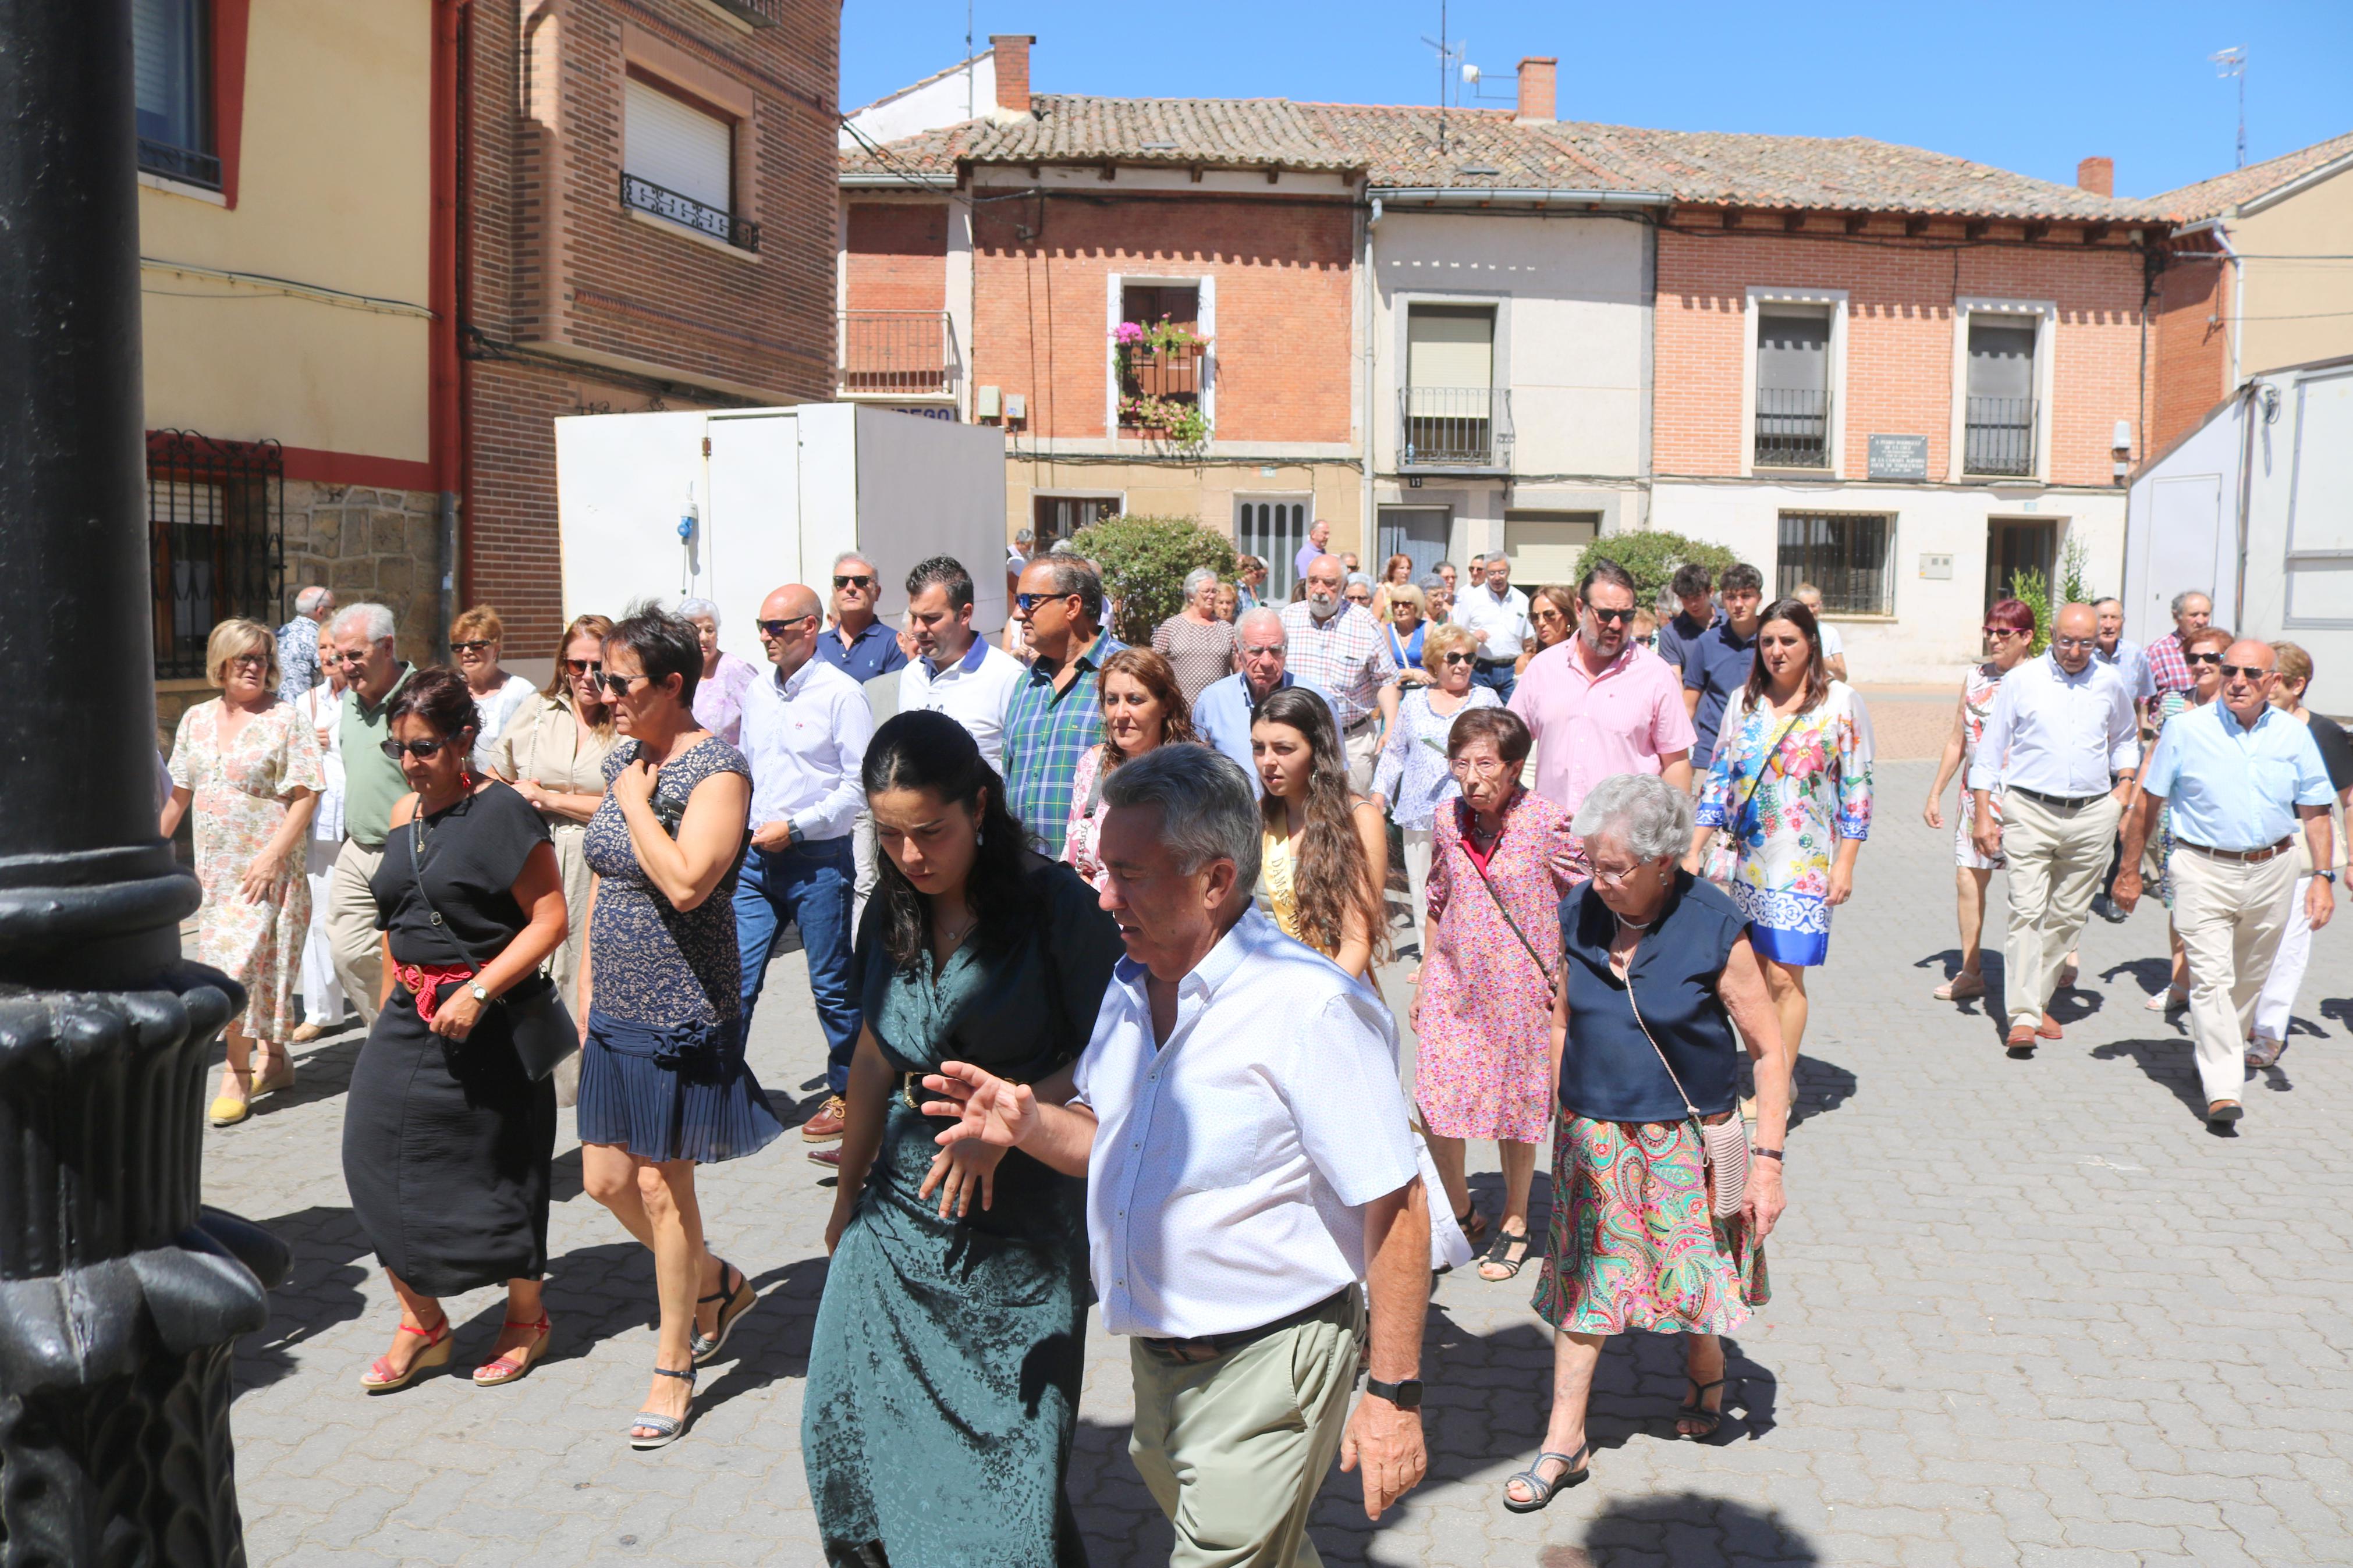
[1502,1442,1589,1512]
[629,1366,696,1450]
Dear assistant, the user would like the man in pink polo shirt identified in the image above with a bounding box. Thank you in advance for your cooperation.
[1509,559,1695,814]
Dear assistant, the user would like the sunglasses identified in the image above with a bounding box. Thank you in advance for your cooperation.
[757,614,819,638]
[833,574,875,589]
[2219,664,2273,680]
[1587,607,1634,625]
[563,658,603,676]
[329,649,373,666]
[599,672,652,696]
[449,639,495,655]
[2185,650,2223,666]
[1439,651,1475,665]
[1014,592,1076,613]
[1982,626,2024,639]
[381,736,458,760]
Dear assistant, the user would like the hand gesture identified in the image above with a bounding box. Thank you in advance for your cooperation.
[921,1060,1039,1150]
[430,984,483,1043]
[1339,1395,1426,1520]
[613,756,659,811]
[1742,1158,1785,1240]
[237,848,284,904]
[918,1139,1007,1219]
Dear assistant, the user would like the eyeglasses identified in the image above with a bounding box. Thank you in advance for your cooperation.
[2219,664,2273,680]
[599,672,652,696]
[833,574,875,590]
[2052,636,2096,650]
[226,652,269,670]
[329,649,372,666]
[448,639,495,656]
[1240,643,1285,658]
[1587,607,1634,625]
[1591,863,1644,888]
[1982,626,2024,639]
[380,736,457,760]
[1448,755,1510,777]
[563,659,603,676]
[2185,650,2223,666]
[757,614,819,638]
[1014,592,1076,613]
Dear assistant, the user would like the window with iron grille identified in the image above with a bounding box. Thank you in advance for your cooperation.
[1963,317,2038,477]
[1777,512,1890,616]
[148,431,285,679]
[134,0,219,188]
[1755,308,1832,468]
[622,74,758,252]
[1034,494,1122,545]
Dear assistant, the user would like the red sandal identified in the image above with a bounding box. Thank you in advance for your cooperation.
[359,1314,452,1393]
[473,1315,554,1387]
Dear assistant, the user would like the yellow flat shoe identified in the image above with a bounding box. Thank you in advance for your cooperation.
[208,1095,251,1127]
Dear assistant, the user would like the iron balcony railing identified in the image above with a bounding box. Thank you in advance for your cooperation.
[1964,396,2037,477]
[838,311,954,397]
[1400,386,1514,468]
[621,172,761,253]
[138,137,221,190]
[147,431,285,681]
[1755,386,1830,468]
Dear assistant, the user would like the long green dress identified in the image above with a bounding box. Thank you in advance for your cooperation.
[803,856,1124,1568]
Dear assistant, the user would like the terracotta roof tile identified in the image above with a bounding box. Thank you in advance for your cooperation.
[2149,130,2353,221]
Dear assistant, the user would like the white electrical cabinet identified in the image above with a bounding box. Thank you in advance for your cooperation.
[555,403,1006,669]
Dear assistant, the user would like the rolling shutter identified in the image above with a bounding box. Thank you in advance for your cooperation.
[624,76,732,211]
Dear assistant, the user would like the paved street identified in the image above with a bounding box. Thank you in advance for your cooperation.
[211,756,2353,1567]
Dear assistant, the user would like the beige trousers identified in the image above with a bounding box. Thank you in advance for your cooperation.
[544,820,592,1107]
[1344,720,1381,796]
[2170,847,2298,1107]
[325,838,386,1027]
[1128,1289,1365,1568]
[1999,791,2121,1030]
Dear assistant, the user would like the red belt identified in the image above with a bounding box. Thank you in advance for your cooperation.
[394,962,474,1022]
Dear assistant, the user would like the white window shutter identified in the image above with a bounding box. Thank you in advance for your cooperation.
[624,77,733,212]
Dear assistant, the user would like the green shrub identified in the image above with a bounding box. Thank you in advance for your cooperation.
[1069,514,1238,645]
[1580,530,1742,610]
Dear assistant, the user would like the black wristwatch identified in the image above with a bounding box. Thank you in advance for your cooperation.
[1363,1376,1423,1409]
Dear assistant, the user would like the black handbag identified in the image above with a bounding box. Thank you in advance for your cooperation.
[409,808,579,1082]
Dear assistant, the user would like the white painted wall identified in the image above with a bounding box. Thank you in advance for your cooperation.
[841,54,994,147]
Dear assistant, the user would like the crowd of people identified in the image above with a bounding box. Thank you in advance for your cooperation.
[157,515,2341,1563]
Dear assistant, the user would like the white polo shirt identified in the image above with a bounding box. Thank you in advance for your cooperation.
[1070,907,1422,1340]
[893,632,1026,767]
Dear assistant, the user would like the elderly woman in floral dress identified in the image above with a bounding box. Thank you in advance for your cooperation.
[1410,707,1584,1282]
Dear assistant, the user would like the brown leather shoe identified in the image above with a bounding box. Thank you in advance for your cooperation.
[801,1095,847,1143]
[808,1146,843,1170]
[2036,1013,2064,1040]
[2005,1023,2039,1054]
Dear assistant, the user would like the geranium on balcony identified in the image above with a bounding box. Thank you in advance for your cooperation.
[1118,393,1210,447]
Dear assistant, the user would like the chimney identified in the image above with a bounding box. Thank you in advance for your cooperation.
[1516,56,1557,123]
[991,34,1035,118]
[2076,156,2114,197]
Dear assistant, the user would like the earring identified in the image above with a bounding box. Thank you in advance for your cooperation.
[1658,870,1670,885]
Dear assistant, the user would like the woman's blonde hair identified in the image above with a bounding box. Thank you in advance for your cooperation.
[1386,582,1426,618]
[545,612,617,735]
[1422,621,1477,677]
[205,618,278,690]
[451,605,505,644]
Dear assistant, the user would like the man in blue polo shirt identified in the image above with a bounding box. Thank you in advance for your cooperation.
[2116,639,2336,1129]
[1680,562,1764,770]
[814,549,909,684]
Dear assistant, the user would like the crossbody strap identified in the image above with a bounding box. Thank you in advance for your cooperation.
[1455,822,1553,989]
[1724,708,1802,833]
[408,809,491,982]
[1616,954,1703,1124]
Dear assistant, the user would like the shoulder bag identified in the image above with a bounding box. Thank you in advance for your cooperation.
[1703,703,1801,886]
[1620,958,1749,1221]
[409,806,579,1083]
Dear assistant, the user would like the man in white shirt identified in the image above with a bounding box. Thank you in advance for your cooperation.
[922,745,1432,1561]
[1790,583,1847,683]
[736,584,874,1155]
[893,555,1025,767]
[1455,553,1532,703]
[1968,603,2141,1053]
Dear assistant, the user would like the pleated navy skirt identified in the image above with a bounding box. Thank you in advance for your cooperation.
[575,1007,785,1165]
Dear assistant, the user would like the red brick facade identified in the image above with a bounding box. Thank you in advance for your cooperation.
[1653,215,2145,486]
[2147,240,2231,453]
[459,0,839,652]
[844,202,950,312]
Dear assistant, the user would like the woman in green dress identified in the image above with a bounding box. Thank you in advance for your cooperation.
[804,710,1124,1568]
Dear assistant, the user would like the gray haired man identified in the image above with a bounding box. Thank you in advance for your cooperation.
[276,585,335,703]
[322,601,413,1024]
[924,744,1431,1565]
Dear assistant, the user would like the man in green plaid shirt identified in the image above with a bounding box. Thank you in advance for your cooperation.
[1003,556,1126,856]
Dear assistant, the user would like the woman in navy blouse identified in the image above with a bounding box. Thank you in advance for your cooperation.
[1502,771,1793,1512]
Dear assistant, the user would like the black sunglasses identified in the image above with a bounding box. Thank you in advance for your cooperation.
[2219,663,2273,680]
[381,736,459,760]
[599,672,652,696]
[1439,651,1475,665]
[449,639,495,655]
[757,614,819,638]
[1587,606,1634,625]
[833,574,875,589]
[2185,650,2223,666]
[1015,591,1077,613]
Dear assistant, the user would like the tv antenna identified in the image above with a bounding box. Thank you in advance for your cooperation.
[1419,2,1462,150]
[2209,45,2246,168]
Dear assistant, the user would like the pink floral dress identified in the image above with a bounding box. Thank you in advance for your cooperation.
[1417,788,1585,1142]
[168,699,325,1043]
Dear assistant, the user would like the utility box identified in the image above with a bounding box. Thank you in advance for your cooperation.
[555,403,1007,669]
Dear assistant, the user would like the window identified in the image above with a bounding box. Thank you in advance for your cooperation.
[1376,506,1450,583]
[1236,497,1309,597]
[134,0,217,188]
[147,431,284,680]
[1401,305,1505,465]
[1777,512,1890,616]
[1755,308,1831,468]
[1117,284,1203,433]
[1964,317,2038,477]
[1503,511,1599,584]
[1033,494,1121,546]
[622,74,757,251]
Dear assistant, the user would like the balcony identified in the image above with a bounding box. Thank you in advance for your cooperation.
[1400,386,1513,468]
[1754,387,1830,468]
[1964,396,2037,477]
[621,172,760,253]
[838,312,954,398]
[139,137,221,190]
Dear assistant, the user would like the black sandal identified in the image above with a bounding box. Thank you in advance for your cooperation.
[1502,1442,1591,1512]
[690,1260,756,1366]
[1454,1204,1489,1248]
[1677,1376,1727,1439]
[1477,1224,1531,1281]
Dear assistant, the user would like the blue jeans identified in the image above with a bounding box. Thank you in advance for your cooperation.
[735,837,860,1096]
[1472,660,1517,705]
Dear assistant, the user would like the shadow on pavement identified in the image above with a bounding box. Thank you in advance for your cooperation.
[1788,1054,1857,1130]
[237,1023,368,1119]
[232,1203,378,1395]
[1543,1491,1821,1566]
[2089,1036,2209,1121]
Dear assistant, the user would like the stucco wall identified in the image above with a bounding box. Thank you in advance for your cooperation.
[2233,166,2353,378]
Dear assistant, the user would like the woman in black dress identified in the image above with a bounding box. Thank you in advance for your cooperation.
[344,667,572,1392]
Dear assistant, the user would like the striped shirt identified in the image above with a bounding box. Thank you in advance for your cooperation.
[1002,632,1126,857]
[1279,602,1399,730]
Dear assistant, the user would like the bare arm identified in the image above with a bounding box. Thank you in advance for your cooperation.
[614,763,748,912]
[576,873,598,1031]
[1660,749,1692,795]
[159,785,193,840]
[1338,1178,1429,1519]
[2112,787,2163,913]
[2301,804,2336,932]
[824,1032,898,1252]
[426,840,571,1042]
[1717,934,1789,1239]
[1923,689,1971,829]
[1332,798,1389,980]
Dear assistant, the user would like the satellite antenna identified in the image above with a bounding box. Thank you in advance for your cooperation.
[2209,46,2246,168]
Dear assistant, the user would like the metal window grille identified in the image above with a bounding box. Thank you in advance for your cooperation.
[1034,495,1121,545]
[1399,387,1514,468]
[620,172,761,253]
[1776,512,1890,616]
[147,431,285,679]
[839,312,952,397]
[1237,499,1308,598]
[137,137,222,189]
[1755,387,1830,468]
[1962,397,2036,477]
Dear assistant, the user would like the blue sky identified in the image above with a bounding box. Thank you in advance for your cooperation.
[841,1,2352,198]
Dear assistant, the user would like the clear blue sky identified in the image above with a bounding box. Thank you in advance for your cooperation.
[841,0,2352,199]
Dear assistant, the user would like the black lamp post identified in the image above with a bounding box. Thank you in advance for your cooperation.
[0,5,287,1561]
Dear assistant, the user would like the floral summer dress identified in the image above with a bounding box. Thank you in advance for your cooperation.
[1695,681,1874,967]
[1956,660,2007,869]
[169,699,325,1043]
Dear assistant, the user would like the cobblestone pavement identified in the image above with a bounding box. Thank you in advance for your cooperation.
[212,759,2353,1566]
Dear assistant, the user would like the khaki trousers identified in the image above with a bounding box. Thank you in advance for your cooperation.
[1343,720,1381,796]
[544,820,592,1107]
[1128,1289,1365,1568]
[325,839,386,1027]
[1401,826,1434,958]
[2170,847,2298,1107]
[1999,791,2121,1030]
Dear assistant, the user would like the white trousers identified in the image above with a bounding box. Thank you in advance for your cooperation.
[1999,791,2121,1030]
[2170,848,2298,1108]
[2251,874,2313,1047]
[299,835,345,1026]
[1401,826,1433,959]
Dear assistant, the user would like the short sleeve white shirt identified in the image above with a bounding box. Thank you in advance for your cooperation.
[1454,582,1532,660]
[1070,908,1422,1339]
[893,634,1027,767]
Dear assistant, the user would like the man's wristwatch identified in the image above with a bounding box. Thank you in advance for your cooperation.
[2319,870,2338,884]
[1363,1376,1422,1409]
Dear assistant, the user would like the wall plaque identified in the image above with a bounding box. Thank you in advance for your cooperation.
[1868,433,1930,481]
